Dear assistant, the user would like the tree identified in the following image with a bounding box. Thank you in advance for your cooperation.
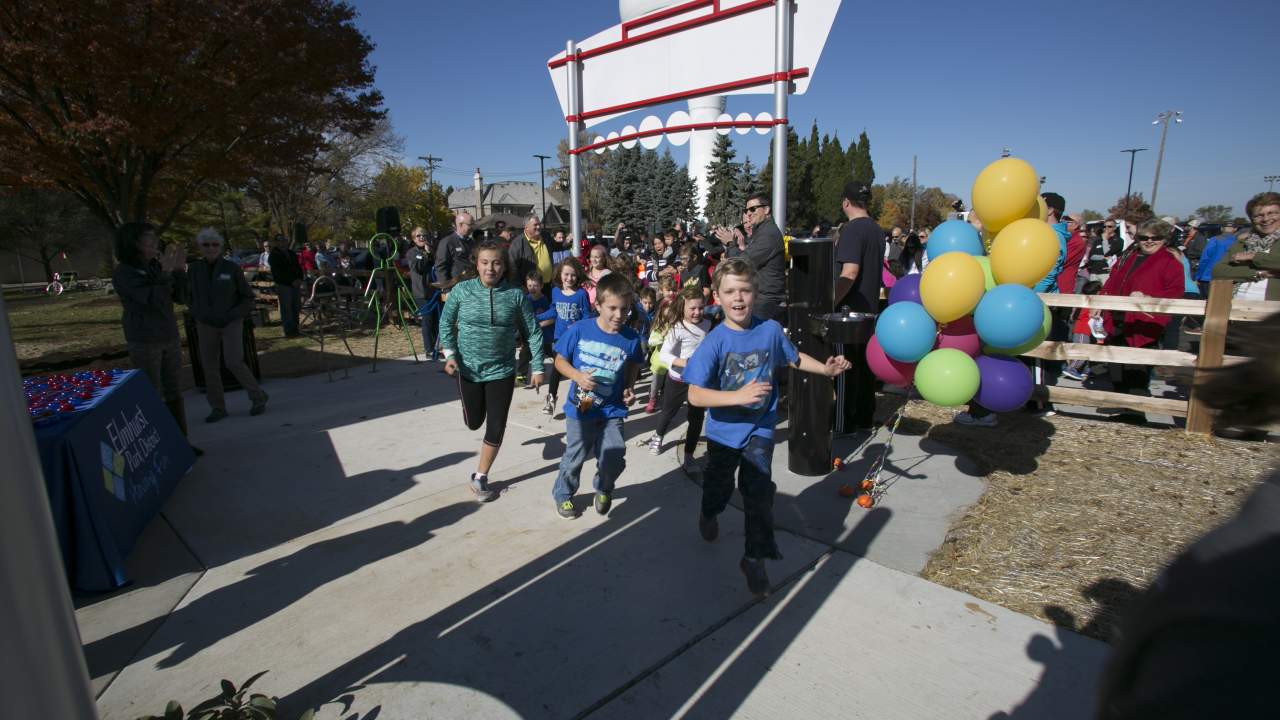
[349,163,451,242]
[0,0,385,237]
[851,130,875,186]
[598,147,695,233]
[1107,193,1155,223]
[0,188,111,281]
[872,177,957,231]
[703,134,740,227]
[1193,204,1233,223]
[733,157,757,223]
[812,133,848,226]
[1080,209,1103,223]
[554,130,607,229]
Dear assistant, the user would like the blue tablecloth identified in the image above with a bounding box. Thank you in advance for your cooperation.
[35,370,194,592]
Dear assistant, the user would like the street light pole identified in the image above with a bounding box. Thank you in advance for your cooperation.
[1266,175,1280,192]
[533,154,551,221]
[1121,148,1148,219]
[418,154,442,236]
[1150,110,1182,213]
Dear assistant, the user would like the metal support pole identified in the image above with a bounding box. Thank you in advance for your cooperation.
[534,154,550,221]
[1151,120,1169,213]
[566,41,583,245]
[909,155,918,231]
[0,296,100,719]
[1121,148,1146,220]
[771,0,791,233]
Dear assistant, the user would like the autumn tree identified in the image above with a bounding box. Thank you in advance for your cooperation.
[1107,193,1155,223]
[1193,204,1233,223]
[348,163,451,242]
[554,130,607,229]
[0,0,385,237]
[872,177,958,231]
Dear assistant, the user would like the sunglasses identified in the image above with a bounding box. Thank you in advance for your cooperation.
[1136,235,1164,242]
[744,204,765,213]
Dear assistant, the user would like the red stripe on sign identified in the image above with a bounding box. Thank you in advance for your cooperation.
[563,67,808,123]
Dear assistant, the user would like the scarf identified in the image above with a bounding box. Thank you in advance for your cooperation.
[1241,229,1278,255]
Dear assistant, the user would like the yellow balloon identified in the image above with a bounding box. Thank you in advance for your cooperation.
[919,252,986,323]
[972,158,1040,234]
[1024,194,1048,221]
[990,218,1060,287]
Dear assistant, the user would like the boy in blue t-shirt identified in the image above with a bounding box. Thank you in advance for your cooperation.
[683,257,852,597]
[551,274,647,519]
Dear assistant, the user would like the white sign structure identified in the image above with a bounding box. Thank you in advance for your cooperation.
[548,0,842,238]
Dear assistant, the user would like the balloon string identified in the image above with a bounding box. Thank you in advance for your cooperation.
[863,405,905,497]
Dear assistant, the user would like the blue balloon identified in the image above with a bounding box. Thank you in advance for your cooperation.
[875,301,938,362]
[926,220,985,261]
[974,284,1045,349]
[888,273,921,305]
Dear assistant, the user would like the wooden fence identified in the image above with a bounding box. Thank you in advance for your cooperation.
[1024,279,1278,433]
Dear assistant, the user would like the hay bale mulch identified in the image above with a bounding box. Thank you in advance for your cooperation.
[901,400,1274,642]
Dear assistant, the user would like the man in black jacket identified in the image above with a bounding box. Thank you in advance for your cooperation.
[434,211,475,298]
[267,233,304,337]
[190,229,268,421]
[721,192,786,321]
[406,226,441,360]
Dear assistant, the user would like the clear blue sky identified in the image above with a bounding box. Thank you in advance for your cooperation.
[352,0,1277,220]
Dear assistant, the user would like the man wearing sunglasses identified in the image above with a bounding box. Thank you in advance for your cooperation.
[723,192,786,321]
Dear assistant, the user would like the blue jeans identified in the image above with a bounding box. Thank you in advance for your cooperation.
[275,284,301,336]
[417,298,440,360]
[702,436,781,560]
[552,416,626,502]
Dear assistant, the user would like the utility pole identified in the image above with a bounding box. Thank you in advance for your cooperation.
[1150,111,1182,213]
[418,155,442,236]
[1120,148,1148,219]
[1266,175,1280,192]
[533,154,551,221]
[909,155,917,231]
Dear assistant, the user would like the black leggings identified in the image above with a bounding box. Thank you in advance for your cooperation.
[458,375,516,447]
[654,377,705,455]
[547,358,563,397]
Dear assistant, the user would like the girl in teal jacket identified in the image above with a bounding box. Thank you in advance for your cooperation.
[441,241,545,501]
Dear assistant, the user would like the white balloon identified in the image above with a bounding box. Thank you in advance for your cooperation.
[735,112,753,136]
[593,136,607,155]
[621,125,638,149]
[639,115,663,150]
[666,110,691,146]
[716,113,733,136]
[755,112,773,135]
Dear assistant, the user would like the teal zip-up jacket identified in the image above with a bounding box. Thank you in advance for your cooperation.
[440,277,544,382]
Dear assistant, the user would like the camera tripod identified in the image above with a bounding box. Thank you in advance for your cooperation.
[362,232,420,371]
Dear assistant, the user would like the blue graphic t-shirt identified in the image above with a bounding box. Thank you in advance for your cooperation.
[555,318,646,420]
[550,287,593,340]
[682,317,799,449]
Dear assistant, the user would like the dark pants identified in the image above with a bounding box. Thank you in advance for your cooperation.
[457,375,516,447]
[839,342,876,429]
[702,436,781,560]
[417,297,440,359]
[654,377,706,456]
[547,357,563,398]
[275,284,301,336]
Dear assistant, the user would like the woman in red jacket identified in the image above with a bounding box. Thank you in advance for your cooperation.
[1094,219,1185,423]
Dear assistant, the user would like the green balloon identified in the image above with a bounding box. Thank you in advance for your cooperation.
[985,305,1051,356]
[915,348,981,407]
[975,256,997,291]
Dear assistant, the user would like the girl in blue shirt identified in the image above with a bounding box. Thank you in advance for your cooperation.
[543,258,594,415]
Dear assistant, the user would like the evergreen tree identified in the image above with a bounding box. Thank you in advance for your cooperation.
[703,134,740,227]
[852,130,875,185]
[812,133,848,225]
[733,156,757,222]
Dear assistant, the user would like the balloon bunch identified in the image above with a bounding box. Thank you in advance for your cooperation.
[24,369,124,425]
[867,158,1058,411]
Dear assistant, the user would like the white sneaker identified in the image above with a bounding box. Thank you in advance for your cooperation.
[954,412,997,427]
[648,435,663,455]
[542,393,556,415]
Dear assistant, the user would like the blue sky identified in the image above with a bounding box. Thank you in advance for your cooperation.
[352,0,1277,220]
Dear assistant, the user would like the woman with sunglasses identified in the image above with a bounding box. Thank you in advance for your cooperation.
[1091,219,1186,424]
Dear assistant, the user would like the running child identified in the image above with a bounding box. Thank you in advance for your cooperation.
[550,273,646,519]
[684,257,852,597]
[440,241,545,502]
[643,276,679,414]
[542,257,593,415]
[519,270,555,388]
[648,284,712,471]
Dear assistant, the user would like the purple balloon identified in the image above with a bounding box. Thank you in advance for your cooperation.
[974,354,1034,413]
[888,273,921,305]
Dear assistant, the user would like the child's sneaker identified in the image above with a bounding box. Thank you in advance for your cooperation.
[739,556,770,598]
[647,435,663,455]
[954,412,997,428]
[594,492,612,516]
[556,500,576,519]
[1062,367,1087,382]
[542,393,556,415]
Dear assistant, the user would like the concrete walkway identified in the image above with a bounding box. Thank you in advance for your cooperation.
[78,357,1108,719]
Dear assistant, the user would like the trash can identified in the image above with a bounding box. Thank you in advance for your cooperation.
[183,313,262,392]
[786,236,835,476]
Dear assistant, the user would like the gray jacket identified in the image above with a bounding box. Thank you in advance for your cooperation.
[727,217,786,302]
[189,257,255,328]
[112,260,189,343]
